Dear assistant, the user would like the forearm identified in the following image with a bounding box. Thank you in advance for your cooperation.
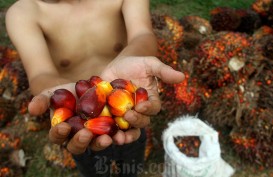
[118,33,158,57]
[29,73,71,96]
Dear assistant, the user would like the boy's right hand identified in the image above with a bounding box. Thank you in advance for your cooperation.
[28,83,114,154]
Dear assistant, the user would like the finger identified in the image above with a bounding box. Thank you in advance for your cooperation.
[124,128,141,144]
[147,57,185,84]
[124,110,150,128]
[112,130,126,145]
[49,122,71,144]
[135,89,161,116]
[28,94,50,116]
[66,128,93,155]
[28,83,77,116]
[89,134,113,151]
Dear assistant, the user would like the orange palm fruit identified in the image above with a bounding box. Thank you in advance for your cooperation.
[51,107,74,127]
[110,79,137,93]
[96,81,113,96]
[84,116,118,136]
[99,105,112,117]
[76,86,106,119]
[114,117,130,130]
[107,89,134,116]
[134,87,148,105]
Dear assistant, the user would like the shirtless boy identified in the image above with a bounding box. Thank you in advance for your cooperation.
[6,0,184,176]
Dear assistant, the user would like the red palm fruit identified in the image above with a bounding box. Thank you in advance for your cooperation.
[88,75,103,87]
[84,116,118,136]
[96,81,113,96]
[134,87,149,105]
[114,116,130,130]
[110,79,137,93]
[51,107,74,127]
[99,105,112,117]
[76,86,106,119]
[75,80,91,98]
[65,116,86,138]
[50,89,76,111]
[107,89,134,116]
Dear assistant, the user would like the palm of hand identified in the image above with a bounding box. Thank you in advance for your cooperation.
[101,56,159,98]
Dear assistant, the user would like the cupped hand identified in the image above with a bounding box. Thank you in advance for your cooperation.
[28,83,113,154]
[27,56,184,154]
[101,56,185,145]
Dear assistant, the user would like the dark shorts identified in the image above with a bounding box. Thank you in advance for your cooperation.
[73,128,146,177]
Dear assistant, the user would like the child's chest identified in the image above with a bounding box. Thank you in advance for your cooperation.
[38,0,127,67]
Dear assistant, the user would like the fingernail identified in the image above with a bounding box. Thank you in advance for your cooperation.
[30,96,36,102]
[79,134,91,143]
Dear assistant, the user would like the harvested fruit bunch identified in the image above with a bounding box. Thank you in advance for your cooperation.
[174,136,201,157]
[49,76,148,137]
[43,143,76,169]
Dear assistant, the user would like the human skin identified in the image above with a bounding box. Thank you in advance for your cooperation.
[6,0,185,154]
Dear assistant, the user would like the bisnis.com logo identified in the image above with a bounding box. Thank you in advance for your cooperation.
[93,156,166,175]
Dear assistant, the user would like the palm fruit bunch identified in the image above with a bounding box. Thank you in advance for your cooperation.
[257,62,273,107]
[0,47,19,68]
[0,132,20,153]
[252,26,273,61]
[179,16,212,36]
[252,0,273,27]
[158,63,204,121]
[43,143,76,169]
[50,76,148,137]
[260,35,273,59]
[193,32,259,90]
[151,14,184,49]
[0,164,23,177]
[210,7,241,32]
[151,13,183,69]
[0,132,23,177]
[210,7,262,34]
[178,15,212,50]
[200,85,239,128]
[200,78,260,128]
[13,90,33,115]
[253,25,273,39]
[230,108,273,168]
[0,60,29,98]
[0,151,24,177]
[164,15,184,48]
[235,9,262,34]
[0,166,14,177]
[0,97,16,128]
[252,26,273,47]
[172,72,203,114]
[151,13,201,119]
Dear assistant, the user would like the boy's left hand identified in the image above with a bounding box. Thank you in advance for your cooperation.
[101,56,185,145]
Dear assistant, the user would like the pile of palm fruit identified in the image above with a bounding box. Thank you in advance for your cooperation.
[153,0,273,168]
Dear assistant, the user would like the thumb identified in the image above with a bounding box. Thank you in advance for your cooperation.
[28,94,50,116]
[28,83,76,116]
[148,57,185,84]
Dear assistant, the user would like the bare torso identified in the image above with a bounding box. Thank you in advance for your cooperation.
[36,0,127,81]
